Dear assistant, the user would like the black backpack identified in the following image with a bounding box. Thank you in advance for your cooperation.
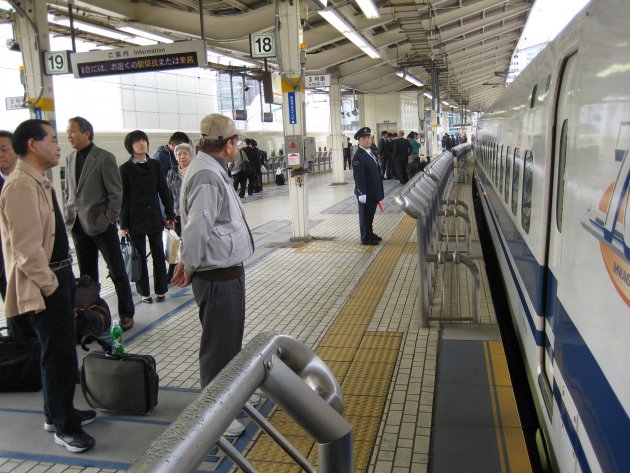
[240,150,254,176]
[276,173,285,185]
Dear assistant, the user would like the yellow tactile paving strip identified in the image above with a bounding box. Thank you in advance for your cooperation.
[484,340,532,473]
[297,240,376,254]
[244,217,415,473]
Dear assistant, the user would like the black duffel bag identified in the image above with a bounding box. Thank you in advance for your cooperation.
[0,327,41,392]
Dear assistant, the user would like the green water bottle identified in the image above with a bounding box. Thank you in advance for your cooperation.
[111,320,124,356]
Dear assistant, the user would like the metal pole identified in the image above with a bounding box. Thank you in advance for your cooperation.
[416,217,428,328]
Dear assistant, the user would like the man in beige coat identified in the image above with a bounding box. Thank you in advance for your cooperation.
[0,119,96,453]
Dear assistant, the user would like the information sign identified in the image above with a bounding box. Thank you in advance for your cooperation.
[305,74,331,88]
[249,32,276,58]
[288,91,297,124]
[70,40,206,79]
[263,112,273,123]
[5,96,24,110]
[287,153,300,166]
[44,51,72,75]
[233,109,247,121]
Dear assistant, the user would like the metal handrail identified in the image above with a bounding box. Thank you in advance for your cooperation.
[128,332,353,473]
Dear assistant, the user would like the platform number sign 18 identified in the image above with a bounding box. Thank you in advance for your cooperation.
[250,32,276,58]
[44,51,72,75]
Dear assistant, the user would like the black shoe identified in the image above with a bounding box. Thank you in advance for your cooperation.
[141,296,153,304]
[54,429,95,453]
[156,294,165,303]
[361,240,379,246]
[120,316,134,331]
[45,409,96,432]
[372,234,383,242]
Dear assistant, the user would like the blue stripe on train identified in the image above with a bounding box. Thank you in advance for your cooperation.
[476,169,630,472]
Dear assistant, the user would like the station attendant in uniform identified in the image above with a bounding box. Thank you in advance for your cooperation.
[352,127,384,245]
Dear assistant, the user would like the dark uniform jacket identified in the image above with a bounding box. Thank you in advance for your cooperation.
[119,156,174,234]
[352,147,384,202]
[392,137,411,159]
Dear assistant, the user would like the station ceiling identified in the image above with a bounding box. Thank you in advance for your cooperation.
[45,0,534,112]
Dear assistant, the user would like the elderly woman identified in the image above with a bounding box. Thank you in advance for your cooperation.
[119,130,175,304]
[166,142,193,281]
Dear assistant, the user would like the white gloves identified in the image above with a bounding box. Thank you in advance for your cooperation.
[358,194,367,204]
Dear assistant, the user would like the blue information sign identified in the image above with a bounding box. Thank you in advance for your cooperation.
[34,107,42,120]
[288,92,297,124]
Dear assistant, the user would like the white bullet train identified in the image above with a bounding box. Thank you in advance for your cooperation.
[475,0,629,471]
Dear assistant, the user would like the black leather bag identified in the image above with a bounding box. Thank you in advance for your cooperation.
[120,236,141,283]
[80,335,158,415]
[0,327,41,392]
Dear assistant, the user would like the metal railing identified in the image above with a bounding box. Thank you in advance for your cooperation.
[451,143,473,183]
[395,150,480,326]
[129,332,353,473]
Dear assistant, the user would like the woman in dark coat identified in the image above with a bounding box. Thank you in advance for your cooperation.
[119,130,175,303]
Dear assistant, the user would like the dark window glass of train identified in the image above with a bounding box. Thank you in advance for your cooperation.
[530,85,538,108]
[504,146,511,203]
[556,119,569,231]
[495,144,500,186]
[499,144,505,192]
[512,148,521,216]
[522,150,534,233]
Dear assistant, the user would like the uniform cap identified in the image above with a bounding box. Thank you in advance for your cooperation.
[354,127,371,140]
[200,114,240,140]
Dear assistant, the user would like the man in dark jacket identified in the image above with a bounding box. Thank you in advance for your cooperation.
[378,130,393,179]
[392,130,411,184]
[153,131,190,176]
[352,127,384,245]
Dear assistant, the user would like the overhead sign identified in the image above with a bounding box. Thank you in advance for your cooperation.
[70,40,206,78]
[5,96,24,110]
[249,32,276,58]
[305,74,331,88]
[263,112,273,123]
[44,50,72,75]
[233,109,247,121]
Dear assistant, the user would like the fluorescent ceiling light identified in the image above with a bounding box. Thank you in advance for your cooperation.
[442,100,449,106]
[355,0,380,19]
[319,9,381,59]
[423,92,433,99]
[395,71,425,87]
[117,25,174,43]
[50,15,133,42]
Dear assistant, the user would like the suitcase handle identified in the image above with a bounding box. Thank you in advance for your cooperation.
[80,333,113,353]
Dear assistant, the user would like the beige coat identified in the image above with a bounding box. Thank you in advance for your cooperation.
[0,160,58,318]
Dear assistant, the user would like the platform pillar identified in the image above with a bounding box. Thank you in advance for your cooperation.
[443,108,450,144]
[329,78,345,184]
[430,109,439,158]
[417,93,425,153]
[277,0,310,240]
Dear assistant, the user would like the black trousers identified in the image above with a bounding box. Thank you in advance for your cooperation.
[394,157,409,184]
[380,155,394,179]
[192,275,245,388]
[358,198,378,242]
[72,220,135,318]
[233,172,253,197]
[7,266,82,434]
[129,230,168,297]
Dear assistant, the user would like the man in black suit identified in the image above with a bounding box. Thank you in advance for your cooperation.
[378,130,393,179]
[0,130,17,300]
[352,127,384,245]
[392,130,411,185]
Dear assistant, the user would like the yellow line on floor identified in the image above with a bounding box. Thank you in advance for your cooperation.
[245,216,416,473]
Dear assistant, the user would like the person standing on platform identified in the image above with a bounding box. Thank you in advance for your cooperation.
[119,130,175,305]
[352,127,384,246]
[1,119,96,453]
[343,137,353,170]
[0,130,17,301]
[378,131,392,179]
[153,131,191,177]
[392,130,411,185]
[172,113,255,437]
[64,117,135,330]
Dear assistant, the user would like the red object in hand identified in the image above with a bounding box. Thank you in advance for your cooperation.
[378,201,384,212]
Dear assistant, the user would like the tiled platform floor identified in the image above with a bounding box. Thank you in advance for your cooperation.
[0,168,504,473]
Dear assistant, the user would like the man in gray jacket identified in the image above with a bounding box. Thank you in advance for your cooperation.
[64,117,135,330]
[172,113,255,437]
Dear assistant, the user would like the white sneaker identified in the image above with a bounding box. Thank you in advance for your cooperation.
[249,394,261,406]
[223,419,245,438]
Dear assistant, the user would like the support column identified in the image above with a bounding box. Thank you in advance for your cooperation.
[443,108,449,145]
[329,78,345,184]
[278,0,310,240]
[417,93,425,155]
[14,0,55,124]
[430,109,439,159]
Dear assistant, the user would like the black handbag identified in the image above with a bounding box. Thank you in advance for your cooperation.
[80,335,159,415]
[0,327,41,392]
[120,236,141,283]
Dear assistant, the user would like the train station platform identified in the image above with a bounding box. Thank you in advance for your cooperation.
[0,164,533,473]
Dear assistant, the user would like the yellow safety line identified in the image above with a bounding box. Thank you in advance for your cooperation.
[484,340,508,473]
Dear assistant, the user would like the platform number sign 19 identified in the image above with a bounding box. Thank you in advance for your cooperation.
[44,51,72,75]
[250,32,276,59]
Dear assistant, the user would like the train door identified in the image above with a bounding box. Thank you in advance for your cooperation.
[540,51,578,409]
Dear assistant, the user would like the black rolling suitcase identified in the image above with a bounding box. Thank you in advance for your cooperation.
[79,335,159,415]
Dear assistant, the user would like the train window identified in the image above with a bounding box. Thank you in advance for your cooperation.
[556,119,569,231]
[530,85,538,108]
[512,148,521,216]
[522,150,534,233]
[492,144,497,184]
[499,146,510,193]
[504,147,511,203]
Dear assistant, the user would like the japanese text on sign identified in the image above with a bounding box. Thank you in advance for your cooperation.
[76,53,198,78]
[305,74,331,88]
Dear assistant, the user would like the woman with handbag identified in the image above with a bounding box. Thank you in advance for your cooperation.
[119,130,175,304]
[165,142,192,281]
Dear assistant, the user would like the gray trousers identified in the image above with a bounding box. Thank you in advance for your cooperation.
[192,274,246,388]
